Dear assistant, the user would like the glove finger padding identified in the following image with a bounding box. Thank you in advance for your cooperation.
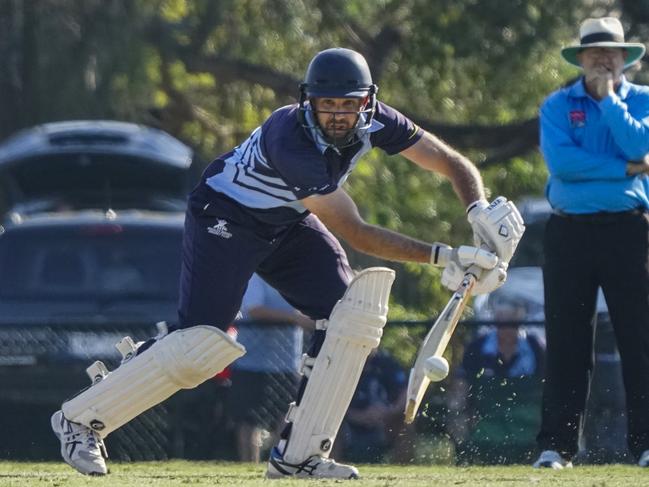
[453,245,499,269]
[467,197,525,263]
[430,243,498,269]
[440,260,466,292]
[474,262,507,294]
[472,212,524,260]
[441,260,507,294]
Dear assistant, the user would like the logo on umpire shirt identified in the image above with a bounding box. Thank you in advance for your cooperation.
[569,110,586,128]
[207,219,232,239]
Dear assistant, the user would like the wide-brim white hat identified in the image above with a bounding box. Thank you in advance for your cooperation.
[561,17,646,68]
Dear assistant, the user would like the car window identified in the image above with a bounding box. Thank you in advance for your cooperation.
[0,153,189,213]
[0,226,181,300]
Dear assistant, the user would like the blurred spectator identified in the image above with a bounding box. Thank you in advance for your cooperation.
[448,303,545,464]
[336,349,414,463]
[226,273,313,463]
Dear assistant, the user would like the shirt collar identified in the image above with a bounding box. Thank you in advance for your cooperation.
[568,75,631,100]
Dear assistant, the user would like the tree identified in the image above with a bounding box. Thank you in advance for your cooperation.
[0,0,640,314]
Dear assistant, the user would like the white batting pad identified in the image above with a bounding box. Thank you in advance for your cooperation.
[282,267,395,463]
[62,326,245,437]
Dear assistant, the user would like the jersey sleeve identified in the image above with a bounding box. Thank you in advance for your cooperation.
[370,101,423,155]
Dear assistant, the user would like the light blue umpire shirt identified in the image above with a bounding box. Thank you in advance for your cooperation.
[540,76,649,214]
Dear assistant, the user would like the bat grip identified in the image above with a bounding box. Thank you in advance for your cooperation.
[465,264,482,279]
[456,265,479,294]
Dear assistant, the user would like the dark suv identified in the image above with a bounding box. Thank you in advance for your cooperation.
[0,211,184,339]
[0,120,195,215]
[0,121,231,461]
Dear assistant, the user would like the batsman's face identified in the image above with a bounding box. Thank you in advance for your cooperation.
[312,97,364,140]
[577,47,627,82]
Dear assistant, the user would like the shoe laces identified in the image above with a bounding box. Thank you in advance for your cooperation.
[65,419,100,451]
[83,429,100,450]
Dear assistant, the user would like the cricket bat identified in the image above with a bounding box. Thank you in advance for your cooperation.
[404,270,477,424]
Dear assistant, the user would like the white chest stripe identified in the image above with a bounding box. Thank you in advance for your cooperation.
[206,122,373,210]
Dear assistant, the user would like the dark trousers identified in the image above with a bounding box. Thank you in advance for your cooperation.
[177,187,353,329]
[175,186,355,453]
[538,212,649,460]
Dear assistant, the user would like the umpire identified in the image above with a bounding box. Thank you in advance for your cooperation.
[534,17,649,469]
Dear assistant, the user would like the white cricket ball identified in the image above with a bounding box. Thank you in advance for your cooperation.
[423,356,449,381]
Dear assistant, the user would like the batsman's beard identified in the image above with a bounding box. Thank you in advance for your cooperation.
[322,113,356,146]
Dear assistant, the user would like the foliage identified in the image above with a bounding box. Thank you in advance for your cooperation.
[0,0,640,314]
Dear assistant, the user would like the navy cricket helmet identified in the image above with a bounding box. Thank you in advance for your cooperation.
[298,48,378,148]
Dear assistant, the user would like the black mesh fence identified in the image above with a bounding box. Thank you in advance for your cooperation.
[0,317,629,464]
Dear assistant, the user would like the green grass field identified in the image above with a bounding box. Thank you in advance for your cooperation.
[0,461,647,487]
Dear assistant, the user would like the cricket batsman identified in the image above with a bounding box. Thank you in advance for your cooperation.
[51,47,524,478]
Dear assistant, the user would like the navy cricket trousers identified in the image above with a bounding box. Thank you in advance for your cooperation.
[538,211,649,460]
[177,187,354,330]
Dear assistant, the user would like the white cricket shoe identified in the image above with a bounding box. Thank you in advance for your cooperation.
[639,449,649,467]
[51,410,108,475]
[266,446,359,479]
[532,450,573,469]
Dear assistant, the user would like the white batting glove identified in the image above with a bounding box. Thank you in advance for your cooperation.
[430,242,498,269]
[467,196,525,263]
[441,259,508,295]
[430,243,507,294]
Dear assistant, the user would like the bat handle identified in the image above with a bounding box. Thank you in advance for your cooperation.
[455,266,479,294]
[465,264,482,279]
[461,265,481,291]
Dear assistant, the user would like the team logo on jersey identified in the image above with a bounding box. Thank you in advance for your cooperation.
[307,183,331,192]
[207,219,233,239]
[569,110,586,128]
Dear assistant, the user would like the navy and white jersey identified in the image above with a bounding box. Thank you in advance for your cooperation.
[203,100,422,225]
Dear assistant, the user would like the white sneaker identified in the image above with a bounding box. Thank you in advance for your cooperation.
[51,410,108,475]
[639,450,649,467]
[532,450,573,469]
[266,446,359,479]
